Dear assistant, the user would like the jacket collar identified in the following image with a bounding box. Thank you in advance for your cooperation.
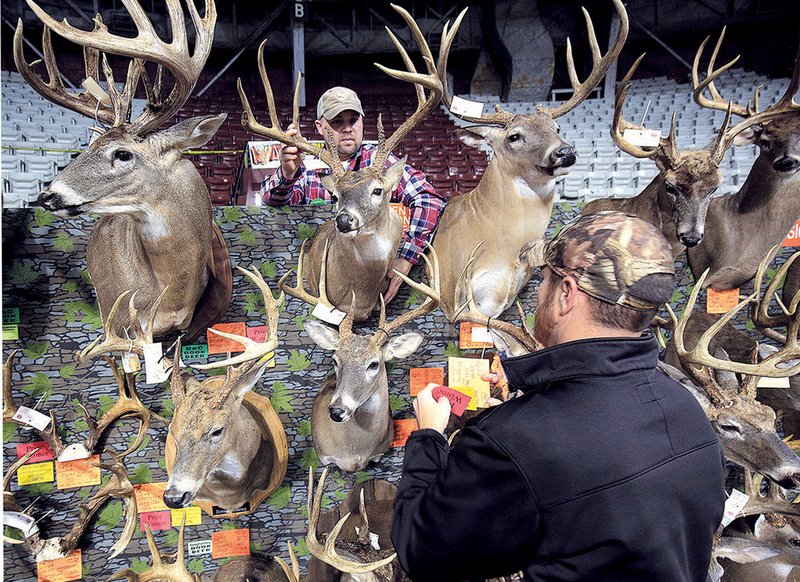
[503,332,660,394]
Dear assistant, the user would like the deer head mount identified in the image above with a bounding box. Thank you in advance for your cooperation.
[15,0,231,341]
[164,267,288,512]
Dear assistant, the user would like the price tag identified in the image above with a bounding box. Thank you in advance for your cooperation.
[171,506,202,527]
[140,510,171,532]
[245,326,276,368]
[121,353,141,374]
[389,203,411,234]
[207,322,247,355]
[3,307,20,324]
[757,376,792,388]
[4,511,37,537]
[37,548,82,581]
[431,385,471,417]
[622,127,661,147]
[448,357,489,408]
[55,455,101,489]
[212,528,250,559]
[459,322,493,349]
[57,444,91,462]
[409,368,445,397]
[18,462,55,486]
[355,526,381,551]
[181,344,209,362]
[81,76,111,105]
[13,406,52,431]
[782,218,800,246]
[134,482,169,513]
[707,288,740,314]
[721,488,750,527]
[392,418,419,448]
[188,539,213,556]
[143,343,169,384]
[17,441,54,464]
[3,324,19,340]
[450,95,485,118]
[311,303,347,326]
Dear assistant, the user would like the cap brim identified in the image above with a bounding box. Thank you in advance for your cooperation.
[322,104,365,120]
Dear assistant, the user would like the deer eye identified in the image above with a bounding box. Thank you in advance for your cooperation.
[372,188,383,197]
[665,183,678,195]
[210,427,224,438]
[717,422,741,435]
[113,149,133,162]
[508,133,521,143]
[330,194,339,204]
[791,539,800,547]
[367,361,380,371]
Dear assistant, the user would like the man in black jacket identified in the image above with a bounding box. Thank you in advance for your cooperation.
[392,212,726,581]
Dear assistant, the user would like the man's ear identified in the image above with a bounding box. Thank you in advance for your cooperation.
[315,119,324,136]
[558,276,581,315]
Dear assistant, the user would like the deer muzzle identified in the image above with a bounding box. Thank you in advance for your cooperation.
[546,145,578,175]
[335,211,360,233]
[163,486,196,509]
[37,187,84,216]
[328,405,351,423]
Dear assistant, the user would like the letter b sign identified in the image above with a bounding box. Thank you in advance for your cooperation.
[292,1,308,21]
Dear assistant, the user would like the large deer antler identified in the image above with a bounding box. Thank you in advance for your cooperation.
[4,452,137,561]
[737,470,800,522]
[667,248,800,379]
[109,516,198,582]
[751,246,800,343]
[278,240,338,313]
[453,242,542,353]
[15,0,216,134]
[692,27,800,142]
[306,468,396,574]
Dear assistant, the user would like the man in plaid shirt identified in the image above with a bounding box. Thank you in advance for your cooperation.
[259,86,446,303]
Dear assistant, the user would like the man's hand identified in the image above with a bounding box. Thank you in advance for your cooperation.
[384,258,413,304]
[279,123,305,180]
[413,384,451,434]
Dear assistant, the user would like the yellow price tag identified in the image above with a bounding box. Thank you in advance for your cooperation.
[171,506,202,527]
[18,462,55,486]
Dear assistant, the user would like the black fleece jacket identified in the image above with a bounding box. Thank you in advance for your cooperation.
[392,333,726,581]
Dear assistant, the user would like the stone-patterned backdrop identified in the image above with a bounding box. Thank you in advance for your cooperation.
[1,202,789,580]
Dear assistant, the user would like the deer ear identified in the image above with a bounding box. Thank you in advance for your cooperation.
[305,320,340,351]
[382,156,407,192]
[733,126,761,147]
[715,535,780,564]
[320,174,337,195]
[383,331,424,361]
[712,348,739,390]
[152,113,227,152]
[489,329,530,358]
[455,126,503,149]
[231,359,271,401]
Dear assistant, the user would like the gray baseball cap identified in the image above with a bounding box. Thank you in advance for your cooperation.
[316,86,365,120]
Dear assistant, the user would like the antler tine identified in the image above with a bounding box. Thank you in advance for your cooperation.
[610,54,661,159]
[100,53,142,127]
[740,469,800,520]
[542,0,629,119]
[752,245,792,332]
[275,542,301,582]
[193,266,284,371]
[3,350,19,422]
[110,518,198,582]
[238,40,342,178]
[357,488,371,545]
[691,28,748,116]
[372,4,444,170]
[709,101,734,165]
[279,239,336,312]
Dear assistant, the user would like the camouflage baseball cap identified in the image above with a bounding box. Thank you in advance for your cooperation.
[316,86,365,120]
[542,212,675,311]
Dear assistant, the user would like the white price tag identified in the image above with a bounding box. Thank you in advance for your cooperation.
[143,343,169,384]
[312,303,347,326]
[721,488,750,527]
[187,539,212,556]
[121,353,141,374]
[81,76,111,105]
[4,511,38,537]
[451,95,485,118]
[355,526,382,551]
[622,128,661,148]
[757,376,791,389]
[57,443,91,462]
[470,325,494,345]
[12,406,51,431]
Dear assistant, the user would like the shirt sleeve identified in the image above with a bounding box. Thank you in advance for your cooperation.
[388,154,446,265]
[260,164,309,206]
[391,427,541,582]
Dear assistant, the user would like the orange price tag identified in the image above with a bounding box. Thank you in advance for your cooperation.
[212,528,250,559]
[55,455,100,490]
[459,321,494,349]
[706,288,740,314]
[134,482,169,513]
[207,322,247,355]
[410,368,445,397]
[392,418,419,448]
[37,548,82,582]
[782,218,800,246]
[389,203,411,234]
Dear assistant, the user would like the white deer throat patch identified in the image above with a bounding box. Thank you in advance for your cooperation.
[513,177,555,201]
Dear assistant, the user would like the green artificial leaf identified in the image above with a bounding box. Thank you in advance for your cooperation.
[259,260,277,280]
[130,464,153,485]
[4,526,25,541]
[82,564,91,578]
[64,302,82,323]
[25,482,54,495]
[127,434,151,454]
[292,537,310,557]
[130,558,150,574]
[53,232,74,252]
[220,520,241,531]
[59,365,77,379]
[33,207,57,229]
[355,471,372,485]
[79,302,103,329]
[250,540,262,552]
[77,487,93,500]
[222,206,243,223]
[267,485,291,510]
[23,372,53,401]
[187,559,205,575]
[389,394,406,414]
[160,397,174,420]
[287,350,311,372]
[164,529,180,546]
[404,288,424,308]
[96,394,116,418]
[217,558,235,566]
[333,489,347,501]
[551,224,563,237]
[80,269,92,286]
[444,341,462,358]
[745,320,756,331]
[270,382,294,413]
[23,340,49,359]
[3,422,17,443]
[63,280,78,294]
[243,291,265,315]
[73,417,90,432]
[300,447,319,471]
[238,226,257,246]
[97,501,123,530]
[669,287,686,306]
[293,315,308,331]
[300,504,309,518]
[158,457,167,470]
[526,312,536,330]
[8,261,38,285]
[296,223,317,241]
[279,205,291,214]
[298,419,312,437]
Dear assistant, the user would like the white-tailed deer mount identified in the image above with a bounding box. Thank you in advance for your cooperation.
[687,28,800,290]
[15,0,232,340]
[432,0,628,320]
[164,267,288,514]
[239,4,456,321]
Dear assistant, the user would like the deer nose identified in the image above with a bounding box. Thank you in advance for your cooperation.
[329,406,347,423]
[335,212,357,233]
[679,233,703,247]
[37,189,59,210]
[550,145,577,167]
[773,157,800,172]
[163,489,193,509]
